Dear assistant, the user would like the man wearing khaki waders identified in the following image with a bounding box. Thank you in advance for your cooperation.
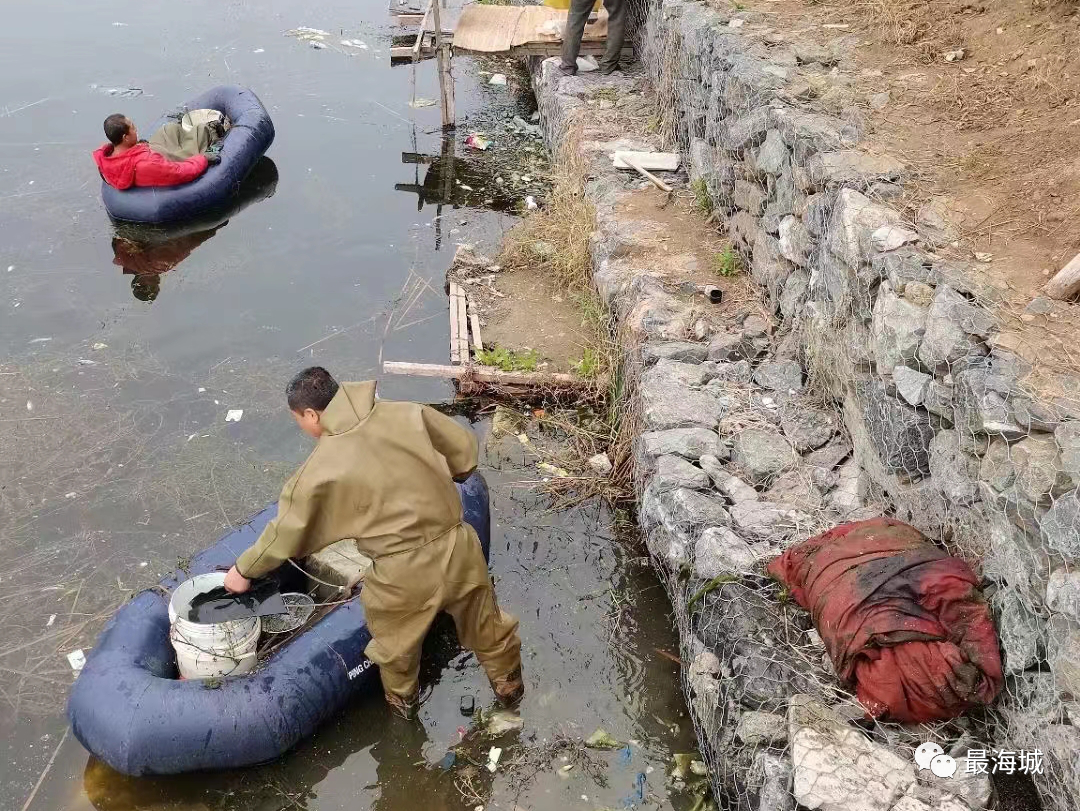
[224,367,523,718]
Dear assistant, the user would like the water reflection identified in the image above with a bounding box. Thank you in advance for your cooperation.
[110,158,279,302]
[395,134,522,249]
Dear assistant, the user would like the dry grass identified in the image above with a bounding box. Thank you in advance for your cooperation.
[498,128,638,507]
[849,0,962,58]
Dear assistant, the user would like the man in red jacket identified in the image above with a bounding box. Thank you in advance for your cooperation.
[93,114,219,189]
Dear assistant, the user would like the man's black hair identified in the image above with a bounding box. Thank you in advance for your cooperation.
[287,367,339,412]
[104,114,131,146]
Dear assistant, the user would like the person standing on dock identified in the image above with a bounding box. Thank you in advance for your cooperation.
[223,367,524,719]
[558,0,626,76]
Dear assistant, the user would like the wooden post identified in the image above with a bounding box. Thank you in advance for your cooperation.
[1044,251,1080,301]
[431,0,455,128]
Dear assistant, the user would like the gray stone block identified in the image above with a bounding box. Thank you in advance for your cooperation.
[640,362,732,430]
[1057,421,1080,487]
[727,210,762,254]
[779,268,810,320]
[752,229,794,295]
[755,129,790,175]
[1048,615,1080,698]
[993,589,1043,674]
[923,379,955,420]
[778,216,812,266]
[695,526,760,577]
[780,401,838,453]
[1047,568,1080,622]
[730,500,812,540]
[734,179,768,214]
[827,188,903,270]
[654,454,712,493]
[928,429,980,506]
[720,106,771,152]
[724,55,788,113]
[1041,490,1080,560]
[736,710,789,745]
[856,377,934,476]
[645,485,732,532]
[651,358,716,388]
[733,428,798,483]
[893,365,932,406]
[753,359,805,393]
[802,191,834,238]
[640,427,722,461]
[953,363,1026,439]
[871,284,928,373]
[711,360,754,384]
[642,341,710,365]
[1011,434,1071,505]
[770,107,857,155]
[806,150,904,188]
[700,454,760,503]
[918,287,991,372]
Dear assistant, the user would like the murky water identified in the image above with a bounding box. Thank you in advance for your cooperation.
[1,1,695,808]
[25,431,699,810]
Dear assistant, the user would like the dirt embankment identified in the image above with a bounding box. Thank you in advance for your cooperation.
[742,0,1080,381]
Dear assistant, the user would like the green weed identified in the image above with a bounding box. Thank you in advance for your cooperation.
[713,245,741,277]
[476,346,540,372]
[692,177,713,215]
[573,347,602,379]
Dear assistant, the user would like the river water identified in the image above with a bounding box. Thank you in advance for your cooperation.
[1,1,697,808]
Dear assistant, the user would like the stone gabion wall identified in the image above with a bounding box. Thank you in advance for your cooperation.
[532,0,1080,805]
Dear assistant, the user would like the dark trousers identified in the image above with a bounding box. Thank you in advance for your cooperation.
[560,0,626,72]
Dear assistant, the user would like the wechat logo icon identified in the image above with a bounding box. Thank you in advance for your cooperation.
[914,742,957,778]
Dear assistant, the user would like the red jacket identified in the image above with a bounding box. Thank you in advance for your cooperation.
[93,142,209,189]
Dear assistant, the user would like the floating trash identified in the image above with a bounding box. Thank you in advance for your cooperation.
[90,84,142,97]
[585,728,622,749]
[225,409,244,422]
[465,133,492,151]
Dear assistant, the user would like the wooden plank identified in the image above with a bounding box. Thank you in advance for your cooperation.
[412,0,434,60]
[391,44,437,60]
[456,285,469,361]
[384,361,583,387]
[467,296,484,352]
[393,13,425,25]
[452,6,609,54]
[448,283,463,364]
[448,282,468,364]
[1045,251,1080,300]
[612,151,681,172]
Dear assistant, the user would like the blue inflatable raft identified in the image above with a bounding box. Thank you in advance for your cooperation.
[67,472,490,776]
[102,86,275,224]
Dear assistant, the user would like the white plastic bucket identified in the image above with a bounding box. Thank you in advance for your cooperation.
[168,572,261,680]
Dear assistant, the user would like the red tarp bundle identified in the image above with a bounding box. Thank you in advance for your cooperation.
[767,517,1003,724]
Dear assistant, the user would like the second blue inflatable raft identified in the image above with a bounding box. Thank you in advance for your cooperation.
[102,85,275,224]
